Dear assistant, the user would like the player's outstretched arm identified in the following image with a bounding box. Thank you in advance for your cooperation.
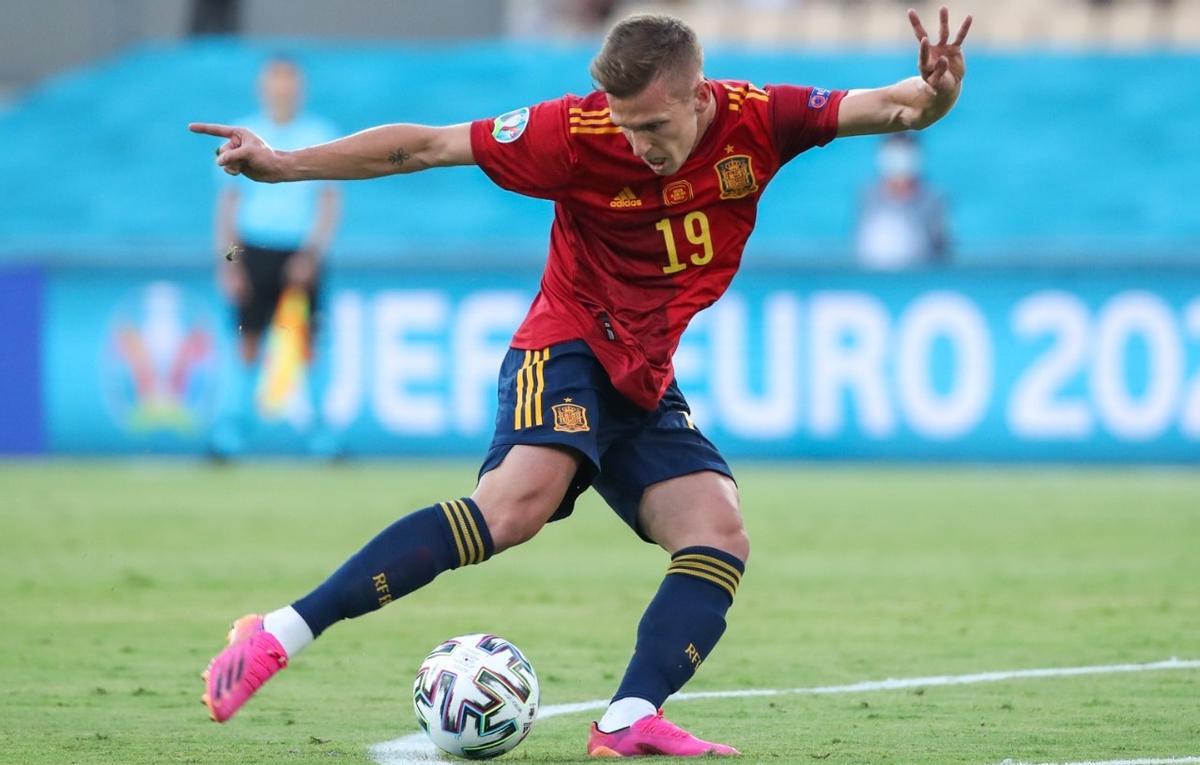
[836,6,972,137]
[188,122,475,183]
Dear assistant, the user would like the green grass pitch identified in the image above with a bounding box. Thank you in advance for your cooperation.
[1,461,1197,764]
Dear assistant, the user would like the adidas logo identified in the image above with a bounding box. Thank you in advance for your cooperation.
[609,187,643,208]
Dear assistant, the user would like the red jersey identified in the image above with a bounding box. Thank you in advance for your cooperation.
[470,80,845,409]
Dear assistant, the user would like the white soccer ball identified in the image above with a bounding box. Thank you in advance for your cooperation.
[412,634,540,759]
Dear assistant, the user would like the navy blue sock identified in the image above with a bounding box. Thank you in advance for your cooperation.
[612,546,745,707]
[292,498,493,637]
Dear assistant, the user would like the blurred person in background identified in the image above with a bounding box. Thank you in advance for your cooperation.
[210,56,341,459]
[192,6,971,756]
[854,131,949,270]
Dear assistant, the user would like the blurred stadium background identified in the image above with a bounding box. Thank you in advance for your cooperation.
[2,3,1199,764]
[1,0,1198,461]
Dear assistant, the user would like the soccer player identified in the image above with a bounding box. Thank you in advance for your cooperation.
[192,7,971,757]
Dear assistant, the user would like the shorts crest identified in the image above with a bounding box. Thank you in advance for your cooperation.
[552,400,590,433]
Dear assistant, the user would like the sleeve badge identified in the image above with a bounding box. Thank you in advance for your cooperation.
[491,107,531,144]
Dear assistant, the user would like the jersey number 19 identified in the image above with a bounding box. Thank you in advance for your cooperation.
[656,211,714,275]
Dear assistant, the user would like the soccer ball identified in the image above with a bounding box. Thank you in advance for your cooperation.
[412,634,540,759]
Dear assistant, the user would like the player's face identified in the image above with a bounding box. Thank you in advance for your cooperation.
[607,75,712,177]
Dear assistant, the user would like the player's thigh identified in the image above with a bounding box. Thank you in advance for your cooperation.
[475,341,617,551]
[473,443,583,552]
[593,382,746,557]
[638,470,748,560]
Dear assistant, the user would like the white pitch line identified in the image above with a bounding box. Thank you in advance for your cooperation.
[1000,759,1200,765]
[369,657,1200,765]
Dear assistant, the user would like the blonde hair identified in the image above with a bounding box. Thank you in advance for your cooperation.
[589,14,703,99]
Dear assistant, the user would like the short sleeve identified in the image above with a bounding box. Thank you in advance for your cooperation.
[768,85,847,165]
[470,98,576,200]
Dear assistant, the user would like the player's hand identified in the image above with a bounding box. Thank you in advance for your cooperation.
[908,6,972,99]
[189,123,287,182]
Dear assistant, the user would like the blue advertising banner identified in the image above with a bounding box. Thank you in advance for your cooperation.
[43,266,1200,462]
[45,269,226,454]
[0,266,45,454]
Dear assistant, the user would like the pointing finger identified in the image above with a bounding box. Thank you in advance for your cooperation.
[908,8,929,44]
[189,122,237,138]
[953,15,973,46]
[939,6,950,45]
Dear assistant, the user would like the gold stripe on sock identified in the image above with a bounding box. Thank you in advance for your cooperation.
[452,500,479,565]
[452,501,479,565]
[667,556,739,599]
[440,502,467,567]
[449,500,474,565]
[668,561,741,595]
[672,551,744,580]
[451,499,485,565]
[666,565,737,600]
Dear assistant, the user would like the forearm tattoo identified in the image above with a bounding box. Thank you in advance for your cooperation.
[388,148,411,167]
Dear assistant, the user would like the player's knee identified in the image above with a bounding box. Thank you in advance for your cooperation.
[699,477,748,562]
[473,488,558,553]
[668,521,749,563]
[655,499,750,563]
[721,523,750,564]
[483,508,544,552]
[707,487,749,562]
[473,446,578,553]
[707,512,750,563]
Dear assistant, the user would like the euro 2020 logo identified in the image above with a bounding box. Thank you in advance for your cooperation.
[101,281,219,434]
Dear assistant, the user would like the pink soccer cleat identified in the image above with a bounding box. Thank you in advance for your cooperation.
[201,614,288,722]
[587,710,740,758]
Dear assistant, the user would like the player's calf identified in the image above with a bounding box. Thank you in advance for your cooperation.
[202,497,495,721]
[291,497,494,638]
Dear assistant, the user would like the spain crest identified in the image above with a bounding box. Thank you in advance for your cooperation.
[552,401,590,433]
[714,154,759,200]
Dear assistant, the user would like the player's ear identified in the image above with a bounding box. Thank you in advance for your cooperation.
[692,78,711,113]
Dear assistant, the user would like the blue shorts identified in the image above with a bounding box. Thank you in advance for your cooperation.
[478,340,733,542]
